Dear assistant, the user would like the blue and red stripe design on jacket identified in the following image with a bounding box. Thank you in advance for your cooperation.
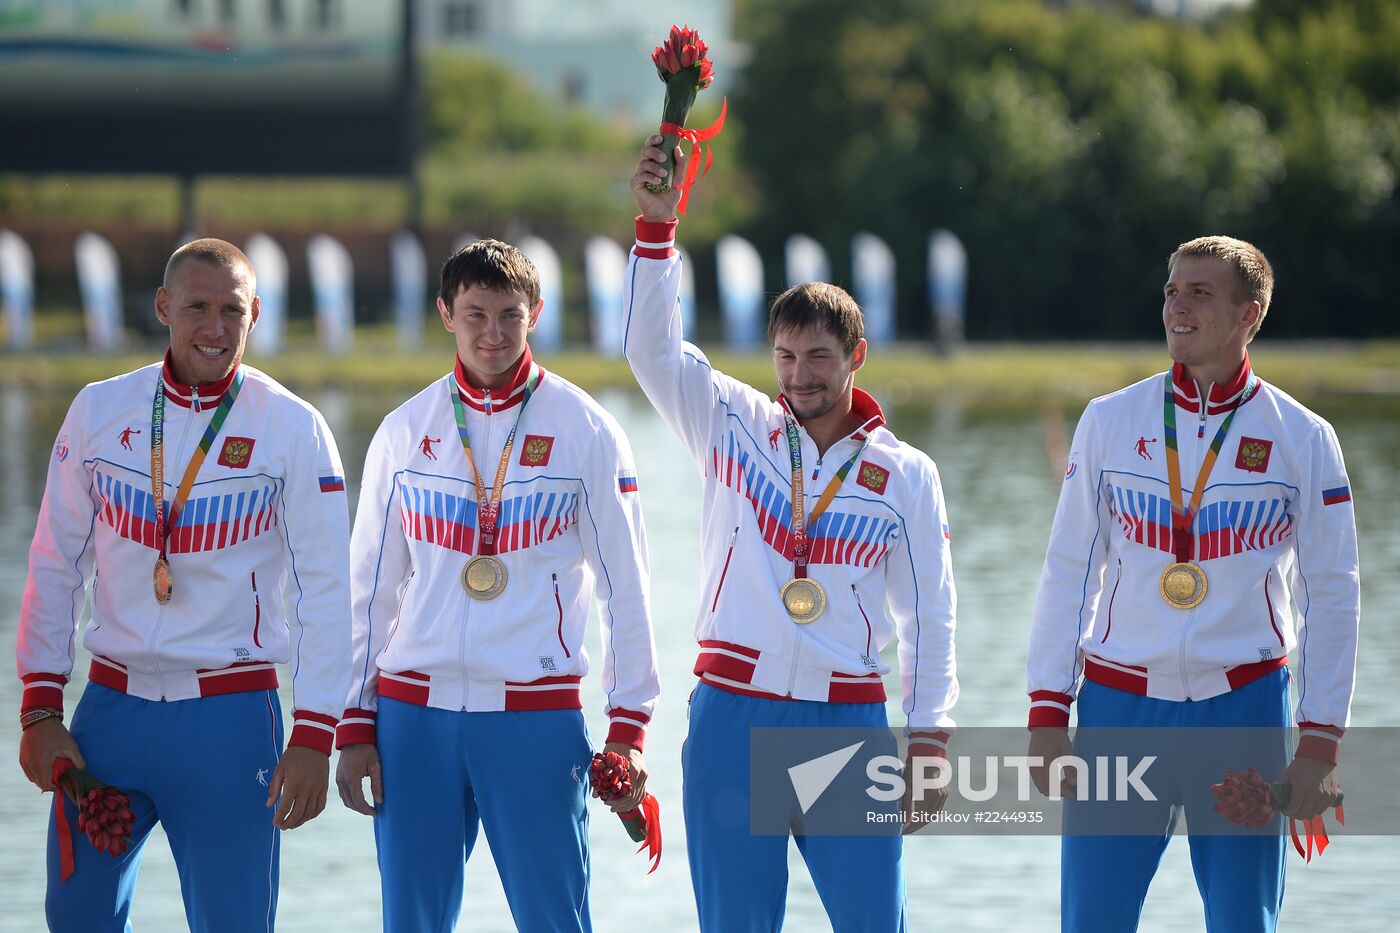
[709,438,899,568]
[94,468,280,553]
[1107,483,1294,559]
[1322,485,1351,506]
[398,484,579,555]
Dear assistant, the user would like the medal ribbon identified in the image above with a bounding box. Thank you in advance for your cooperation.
[450,365,541,556]
[150,368,245,559]
[1161,372,1258,563]
[783,414,868,579]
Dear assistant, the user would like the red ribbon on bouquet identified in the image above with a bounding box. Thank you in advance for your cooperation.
[659,97,727,215]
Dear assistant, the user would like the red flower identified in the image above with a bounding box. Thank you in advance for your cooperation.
[589,751,663,873]
[1210,767,1274,827]
[51,757,136,880]
[651,22,716,90]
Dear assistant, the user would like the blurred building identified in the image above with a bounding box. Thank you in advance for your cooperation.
[417,0,735,124]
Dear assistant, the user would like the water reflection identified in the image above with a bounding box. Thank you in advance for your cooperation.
[1,382,1396,932]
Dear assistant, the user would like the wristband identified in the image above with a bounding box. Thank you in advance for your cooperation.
[20,707,63,731]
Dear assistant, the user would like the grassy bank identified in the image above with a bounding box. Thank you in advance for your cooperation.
[4,336,1399,406]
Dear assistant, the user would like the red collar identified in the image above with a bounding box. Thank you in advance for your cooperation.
[1171,354,1254,415]
[453,346,541,414]
[777,387,887,442]
[161,351,240,410]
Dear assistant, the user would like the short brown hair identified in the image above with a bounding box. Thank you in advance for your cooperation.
[164,238,256,292]
[439,238,540,308]
[766,282,865,356]
[1169,236,1274,340]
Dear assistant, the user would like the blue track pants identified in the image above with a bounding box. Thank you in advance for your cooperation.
[1062,669,1290,932]
[46,682,284,933]
[683,682,908,933]
[374,698,596,932]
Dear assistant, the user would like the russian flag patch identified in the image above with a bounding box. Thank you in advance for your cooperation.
[1321,485,1351,506]
[319,474,345,493]
[618,474,638,494]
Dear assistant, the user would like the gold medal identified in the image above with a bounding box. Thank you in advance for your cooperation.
[462,554,508,600]
[153,556,173,605]
[1160,561,1207,609]
[780,577,826,624]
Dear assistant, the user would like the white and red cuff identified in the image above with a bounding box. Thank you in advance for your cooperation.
[1296,722,1343,766]
[634,216,677,260]
[1028,690,1074,729]
[907,729,951,759]
[335,708,378,749]
[20,672,67,712]
[289,710,338,755]
[606,707,651,750]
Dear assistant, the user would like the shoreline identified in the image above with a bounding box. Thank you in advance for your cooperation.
[4,340,1399,406]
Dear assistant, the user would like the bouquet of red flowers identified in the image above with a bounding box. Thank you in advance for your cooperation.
[1211,767,1345,862]
[590,751,662,873]
[646,24,725,214]
[52,756,135,881]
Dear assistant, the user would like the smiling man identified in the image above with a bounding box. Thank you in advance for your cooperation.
[1026,236,1359,932]
[17,239,351,931]
[624,140,958,931]
[334,239,659,932]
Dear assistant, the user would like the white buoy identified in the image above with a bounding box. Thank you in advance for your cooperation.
[0,230,35,350]
[306,235,354,355]
[390,230,427,352]
[584,236,628,358]
[244,233,288,356]
[74,232,124,352]
[784,234,830,288]
[928,230,968,348]
[852,233,896,345]
[715,234,765,351]
[518,235,563,353]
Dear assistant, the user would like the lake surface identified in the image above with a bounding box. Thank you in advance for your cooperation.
[1,378,1396,932]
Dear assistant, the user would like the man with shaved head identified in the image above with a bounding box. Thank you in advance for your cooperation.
[18,238,352,931]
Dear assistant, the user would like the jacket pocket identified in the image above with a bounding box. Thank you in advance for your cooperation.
[553,572,571,659]
[251,572,263,648]
[1099,560,1123,644]
[710,526,740,613]
[1263,569,1285,648]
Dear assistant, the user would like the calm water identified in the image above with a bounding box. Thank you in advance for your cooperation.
[1,378,1397,932]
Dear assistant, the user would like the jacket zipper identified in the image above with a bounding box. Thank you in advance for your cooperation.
[553,573,571,658]
[459,391,494,710]
[1099,560,1122,644]
[251,572,262,648]
[147,404,197,700]
[1176,378,1212,699]
[710,526,740,613]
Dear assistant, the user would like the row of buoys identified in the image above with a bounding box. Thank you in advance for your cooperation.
[0,229,967,355]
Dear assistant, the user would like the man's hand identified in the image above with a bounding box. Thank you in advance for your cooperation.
[600,742,648,813]
[630,136,687,224]
[266,745,329,830]
[1028,728,1077,799]
[1275,756,1341,821]
[335,743,383,817]
[19,718,84,792]
[902,751,950,835]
